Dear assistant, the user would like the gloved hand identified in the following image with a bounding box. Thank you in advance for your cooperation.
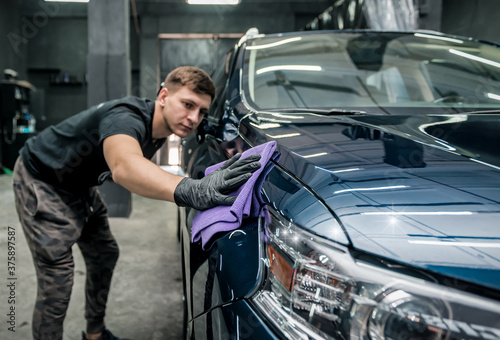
[174,153,261,211]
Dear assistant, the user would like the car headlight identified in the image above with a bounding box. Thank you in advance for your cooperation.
[252,210,500,340]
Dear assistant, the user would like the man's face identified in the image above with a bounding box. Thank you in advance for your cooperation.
[159,86,212,138]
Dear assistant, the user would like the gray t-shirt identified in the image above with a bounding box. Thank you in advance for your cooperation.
[20,96,165,192]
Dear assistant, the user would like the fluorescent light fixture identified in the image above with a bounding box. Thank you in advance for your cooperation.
[361,211,474,216]
[334,185,408,194]
[302,152,328,159]
[449,48,500,68]
[266,132,301,139]
[332,168,362,173]
[315,166,363,174]
[168,147,180,165]
[471,158,500,171]
[414,33,463,44]
[408,240,500,248]
[246,37,302,50]
[258,117,292,124]
[187,0,239,4]
[250,122,281,130]
[487,92,500,101]
[256,65,322,75]
[45,0,89,2]
[270,113,304,119]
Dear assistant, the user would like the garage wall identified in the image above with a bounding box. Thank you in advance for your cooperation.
[12,1,322,127]
[138,4,308,99]
[0,1,25,80]
[441,0,500,44]
[20,9,140,130]
[137,1,322,34]
[26,18,88,130]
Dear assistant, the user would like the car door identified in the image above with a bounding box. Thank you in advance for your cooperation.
[179,45,267,338]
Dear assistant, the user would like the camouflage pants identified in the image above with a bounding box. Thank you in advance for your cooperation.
[12,158,119,340]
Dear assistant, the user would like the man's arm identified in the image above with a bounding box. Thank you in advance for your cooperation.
[103,134,182,202]
[103,134,262,210]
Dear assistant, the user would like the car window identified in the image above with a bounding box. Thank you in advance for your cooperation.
[208,50,233,122]
[243,32,500,112]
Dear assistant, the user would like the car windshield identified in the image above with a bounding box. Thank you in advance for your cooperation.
[242,31,500,113]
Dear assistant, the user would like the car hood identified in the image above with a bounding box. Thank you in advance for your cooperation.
[245,111,500,291]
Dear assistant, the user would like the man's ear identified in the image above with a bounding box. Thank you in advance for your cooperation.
[158,87,169,106]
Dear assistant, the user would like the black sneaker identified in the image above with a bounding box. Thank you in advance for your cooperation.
[81,328,130,340]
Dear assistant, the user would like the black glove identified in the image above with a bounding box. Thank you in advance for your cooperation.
[174,153,261,211]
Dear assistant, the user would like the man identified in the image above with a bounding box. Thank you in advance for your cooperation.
[12,66,261,340]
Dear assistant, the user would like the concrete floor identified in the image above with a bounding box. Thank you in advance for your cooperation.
[0,172,184,340]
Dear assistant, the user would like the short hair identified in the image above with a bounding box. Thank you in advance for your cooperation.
[164,66,215,101]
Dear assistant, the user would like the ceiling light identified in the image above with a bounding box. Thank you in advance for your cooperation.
[186,0,240,5]
[45,0,89,3]
[361,211,474,215]
[414,33,463,44]
[408,240,500,248]
[246,37,302,50]
[256,65,322,75]
[266,133,301,139]
[334,185,408,194]
[487,92,500,101]
[249,122,281,130]
[449,48,500,68]
[301,152,328,159]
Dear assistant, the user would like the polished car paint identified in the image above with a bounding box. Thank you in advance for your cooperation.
[180,30,500,339]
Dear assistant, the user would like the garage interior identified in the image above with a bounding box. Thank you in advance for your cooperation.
[0,0,500,339]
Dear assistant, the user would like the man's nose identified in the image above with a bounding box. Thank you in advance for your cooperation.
[187,109,201,122]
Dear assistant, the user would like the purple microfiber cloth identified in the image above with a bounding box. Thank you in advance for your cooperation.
[192,141,280,250]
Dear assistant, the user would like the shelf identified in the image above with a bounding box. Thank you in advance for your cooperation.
[27,68,61,73]
[49,81,84,86]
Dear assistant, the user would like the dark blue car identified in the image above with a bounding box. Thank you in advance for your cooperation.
[179,29,500,340]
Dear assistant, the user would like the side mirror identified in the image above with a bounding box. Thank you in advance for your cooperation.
[196,118,207,144]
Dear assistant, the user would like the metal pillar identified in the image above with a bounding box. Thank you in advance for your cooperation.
[87,0,132,217]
